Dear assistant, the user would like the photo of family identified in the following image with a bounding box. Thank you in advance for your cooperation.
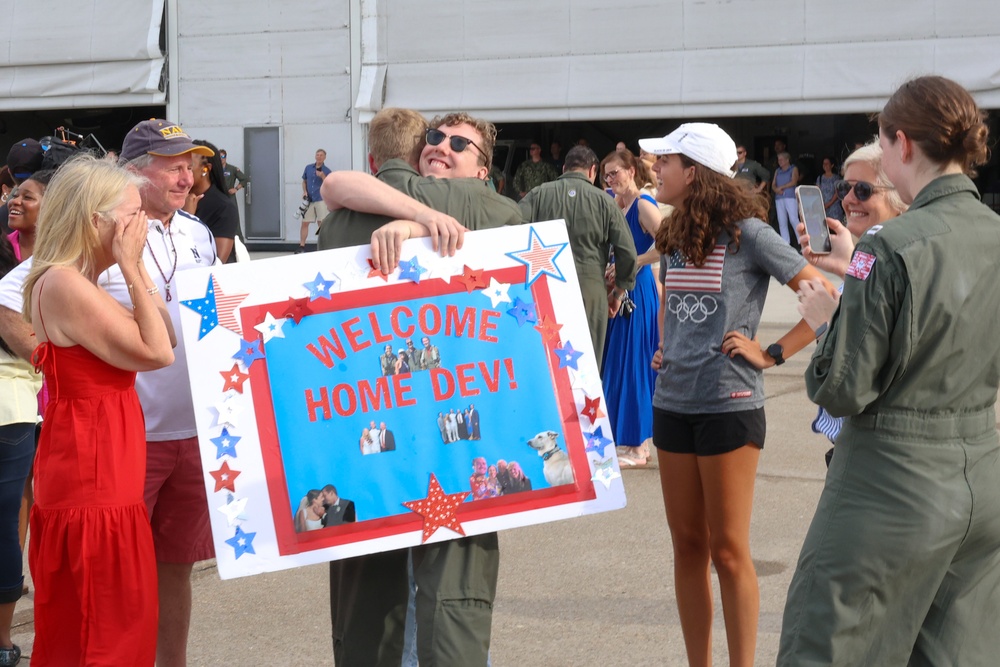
[378,336,442,376]
[437,404,481,443]
[293,484,357,533]
[469,457,533,500]
[359,420,397,455]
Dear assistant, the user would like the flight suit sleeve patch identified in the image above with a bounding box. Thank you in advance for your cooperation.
[846,250,876,280]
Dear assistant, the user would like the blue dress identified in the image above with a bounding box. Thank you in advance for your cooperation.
[601,194,659,448]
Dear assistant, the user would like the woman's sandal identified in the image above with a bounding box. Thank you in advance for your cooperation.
[0,644,21,666]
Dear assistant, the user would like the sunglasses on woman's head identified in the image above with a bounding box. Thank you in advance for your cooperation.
[834,179,893,202]
[425,128,484,157]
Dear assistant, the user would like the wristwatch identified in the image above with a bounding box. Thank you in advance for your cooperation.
[766,342,785,366]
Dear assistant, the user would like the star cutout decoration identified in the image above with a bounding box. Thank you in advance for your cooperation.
[480,277,512,309]
[505,227,568,286]
[591,457,622,490]
[281,296,313,324]
[253,311,287,344]
[424,254,464,284]
[570,367,600,393]
[398,256,428,283]
[214,396,243,429]
[580,395,606,425]
[534,314,563,343]
[212,275,249,336]
[210,460,241,493]
[455,265,488,293]
[220,363,251,394]
[506,297,538,327]
[332,259,368,291]
[552,340,584,369]
[584,425,614,457]
[232,338,265,369]
[402,473,471,543]
[211,427,241,459]
[225,525,257,559]
[218,494,249,527]
[303,271,337,300]
[367,259,391,282]
[180,276,219,340]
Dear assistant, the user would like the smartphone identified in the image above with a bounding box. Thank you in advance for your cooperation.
[796,185,831,254]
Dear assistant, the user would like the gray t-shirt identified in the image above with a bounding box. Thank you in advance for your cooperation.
[654,218,806,414]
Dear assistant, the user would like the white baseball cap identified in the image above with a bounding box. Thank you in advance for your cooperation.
[638,123,738,178]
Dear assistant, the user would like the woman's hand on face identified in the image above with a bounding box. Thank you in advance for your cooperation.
[797,277,840,332]
[114,210,149,268]
[721,330,771,369]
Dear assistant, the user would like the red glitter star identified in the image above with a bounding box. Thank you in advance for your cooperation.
[580,395,606,425]
[210,460,242,493]
[534,315,563,343]
[455,265,488,293]
[220,363,251,394]
[281,296,313,324]
[367,258,390,282]
[402,473,471,542]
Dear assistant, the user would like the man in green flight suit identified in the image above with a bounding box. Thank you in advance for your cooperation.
[318,107,520,667]
[513,140,559,200]
[518,145,638,366]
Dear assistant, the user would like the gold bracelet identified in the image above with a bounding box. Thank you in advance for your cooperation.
[147,285,159,296]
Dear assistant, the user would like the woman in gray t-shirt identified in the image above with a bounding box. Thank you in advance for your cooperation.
[638,122,831,666]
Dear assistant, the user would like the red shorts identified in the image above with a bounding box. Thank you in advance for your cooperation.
[144,436,215,563]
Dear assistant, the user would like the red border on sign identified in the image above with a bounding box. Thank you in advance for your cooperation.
[239,267,596,556]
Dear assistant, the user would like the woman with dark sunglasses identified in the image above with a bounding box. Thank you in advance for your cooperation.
[778,75,1000,666]
[794,141,907,462]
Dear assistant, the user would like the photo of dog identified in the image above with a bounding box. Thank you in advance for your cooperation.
[527,430,574,487]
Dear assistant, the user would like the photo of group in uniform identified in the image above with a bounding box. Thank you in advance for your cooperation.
[436,404,481,443]
[378,336,441,376]
[293,484,356,533]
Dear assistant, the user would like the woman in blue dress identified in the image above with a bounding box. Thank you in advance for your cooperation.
[600,149,662,466]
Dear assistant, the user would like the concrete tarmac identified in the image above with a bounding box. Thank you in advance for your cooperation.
[12,278,839,665]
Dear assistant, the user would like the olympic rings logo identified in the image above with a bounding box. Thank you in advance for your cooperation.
[667,294,718,323]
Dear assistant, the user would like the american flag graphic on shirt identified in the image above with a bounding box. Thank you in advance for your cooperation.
[664,245,726,293]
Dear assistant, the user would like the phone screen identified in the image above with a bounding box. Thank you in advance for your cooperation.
[796,185,831,254]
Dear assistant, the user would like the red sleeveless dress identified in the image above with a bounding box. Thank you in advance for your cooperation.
[29,329,157,664]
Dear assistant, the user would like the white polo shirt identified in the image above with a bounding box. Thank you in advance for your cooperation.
[100,210,217,441]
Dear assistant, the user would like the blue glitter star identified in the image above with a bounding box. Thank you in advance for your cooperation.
[303,272,336,301]
[232,338,265,368]
[180,276,219,340]
[505,227,568,286]
[225,525,257,559]
[584,426,614,457]
[552,340,584,370]
[506,297,538,327]
[397,256,428,283]
[211,427,241,459]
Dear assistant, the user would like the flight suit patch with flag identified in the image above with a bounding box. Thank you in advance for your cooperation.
[846,251,876,280]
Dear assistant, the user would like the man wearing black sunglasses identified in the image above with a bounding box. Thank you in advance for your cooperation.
[319,108,521,667]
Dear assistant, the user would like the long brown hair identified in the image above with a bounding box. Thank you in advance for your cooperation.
[654,155,766,266]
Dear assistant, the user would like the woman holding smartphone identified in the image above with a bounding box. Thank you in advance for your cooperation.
[778,75,1000,665]
[641,123,831,667]
[795,141,907,458]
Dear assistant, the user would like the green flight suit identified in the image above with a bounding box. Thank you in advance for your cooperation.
[778,174,1000,666]
[513,158,559,197]
[317,159,521,251]
[518,171,638,366]
[320,158,518,667]
[222,163,249,204]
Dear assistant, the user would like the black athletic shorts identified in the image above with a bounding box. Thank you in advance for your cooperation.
[652,406,765,456]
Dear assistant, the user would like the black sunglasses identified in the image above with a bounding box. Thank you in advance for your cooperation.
[425,128,484,157]
[834,179,893,202]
